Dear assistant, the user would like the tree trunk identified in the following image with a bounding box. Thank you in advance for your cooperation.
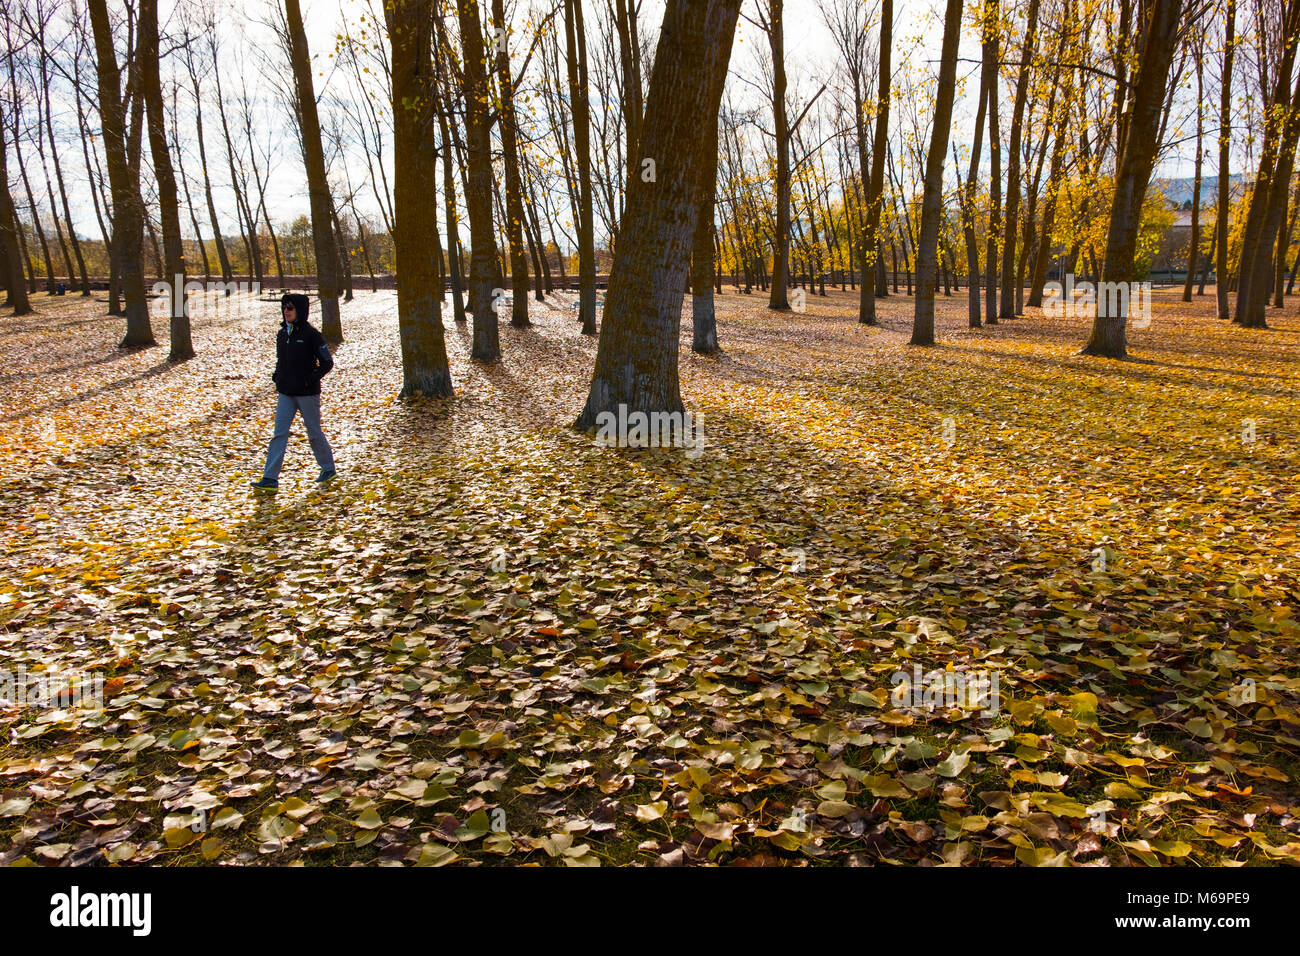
[89,0,153,346]
[1240,62,1300,325]
[998,0,1040,319]
[984,19,1001,325]
[0,123,31,314]
[386,0,453,397]
[565,0,598,336]
[614,0,644,202]
[862,0,891,324]
[140,0,192,360]
[910,0,963,346]
[435,65,468,324]
[211,49,258,283]
[575,0,741,430]
[691,108,721,354]
[171,82,212,283]
[963,0,994,326]
[492,0,531,327]
[1082,0,1183,357]
[767,0,791,311]
[1232,0,1300,327]
[11,124,56,295]
[1182,37,1204,302]
[1215,0,1235,320]
[285,0,342,341]
[1027,80,1071,307]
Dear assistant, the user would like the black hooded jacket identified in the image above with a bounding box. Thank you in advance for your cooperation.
[272,294,334,396]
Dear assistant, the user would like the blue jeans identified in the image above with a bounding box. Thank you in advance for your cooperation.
[262,394,335,481]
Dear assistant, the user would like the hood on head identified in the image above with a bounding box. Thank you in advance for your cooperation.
[281,293,311,323]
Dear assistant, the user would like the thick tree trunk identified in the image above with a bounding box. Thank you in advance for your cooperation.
[386,0,453,397]
[575,0,741,430]
[1082,0,1183,357]
[910,0,963,346]
[89,0,153,346]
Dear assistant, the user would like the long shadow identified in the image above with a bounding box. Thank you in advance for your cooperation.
[0,346,144,386]
[0,357,176,424]
[958,345,1298,402]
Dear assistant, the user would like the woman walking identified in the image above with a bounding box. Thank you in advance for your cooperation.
[251,293,336,490]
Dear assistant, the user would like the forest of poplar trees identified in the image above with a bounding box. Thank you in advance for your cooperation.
[2,0,1300,881]
[3,0,1298,404]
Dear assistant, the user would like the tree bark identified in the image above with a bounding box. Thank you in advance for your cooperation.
[1215,0,1235,320]
[89,0,153,346]
[1182,35,1204,302]
[575,0,742,430]
[864,0,892,323]
[1082,0,1184,357]
[910,0,963,346]
[491,0,531,327]
[962,0,994,326]
[140,0,192,360]
[285,0,342,341]
[435,62,468,324]
[691,107,721,354]
[1239,57,1300,325]
[998,0,1040,319]
[984,15,1001,325]
[767,0,791,310]
[565,0,598,335]
[1232,0,1300,327]
[386,0,453,397]
[0,122,31,314]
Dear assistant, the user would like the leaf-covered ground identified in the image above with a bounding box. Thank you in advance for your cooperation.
[2,285,1298,866]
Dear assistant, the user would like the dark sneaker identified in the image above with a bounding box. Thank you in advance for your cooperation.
[250,478,279,491]
[316,469,337,484]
